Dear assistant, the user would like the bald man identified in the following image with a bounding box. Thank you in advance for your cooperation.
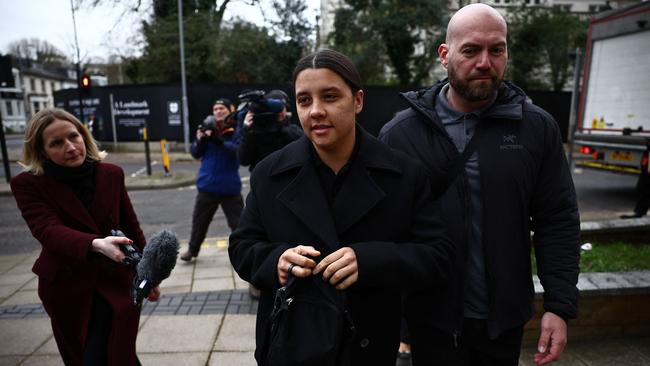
[380,4,579,365]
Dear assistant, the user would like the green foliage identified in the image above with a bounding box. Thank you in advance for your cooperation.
[532,242,650,274]
[507,3,587,91]
[124,0,313,84]
[329,0,448,86]
[210,21,286,83]
[579,242,650,272]
[330,7,387,85]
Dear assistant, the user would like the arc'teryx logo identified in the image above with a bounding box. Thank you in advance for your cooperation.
[500,134,523,150]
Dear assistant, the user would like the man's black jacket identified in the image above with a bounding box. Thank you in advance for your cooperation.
[379,79,580,341]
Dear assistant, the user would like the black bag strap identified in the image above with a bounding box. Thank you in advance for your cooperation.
[439,125,483,194]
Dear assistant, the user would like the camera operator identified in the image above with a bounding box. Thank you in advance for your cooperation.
[181,98,243,262]
[237,89,303,172]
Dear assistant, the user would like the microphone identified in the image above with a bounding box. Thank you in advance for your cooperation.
[132,230,180,308]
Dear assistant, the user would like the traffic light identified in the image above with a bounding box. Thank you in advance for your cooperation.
[81,74,91,89]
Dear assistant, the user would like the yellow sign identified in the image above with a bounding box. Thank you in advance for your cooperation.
[611,151,633,162]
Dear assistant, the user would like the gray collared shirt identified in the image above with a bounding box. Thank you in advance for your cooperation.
[435,83,496,319]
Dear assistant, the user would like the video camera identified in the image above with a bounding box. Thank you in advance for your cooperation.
[237,90,285,133]
[198,115,218,133]
[198,115,235,137]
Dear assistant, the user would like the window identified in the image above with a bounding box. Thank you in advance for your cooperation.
[41,80,46,93]
[30,78,35,92]
[51,81,56,91]
[5,101,13,116]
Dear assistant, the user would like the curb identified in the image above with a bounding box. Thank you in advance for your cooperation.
[0,170,197,196]
[124,170,197,191]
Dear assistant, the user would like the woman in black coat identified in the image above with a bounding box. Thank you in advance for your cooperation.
[228,49,455,366]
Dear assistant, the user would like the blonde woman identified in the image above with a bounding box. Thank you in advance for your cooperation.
[11,108,159,365]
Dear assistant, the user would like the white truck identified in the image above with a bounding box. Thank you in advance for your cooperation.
[574,1,650,176]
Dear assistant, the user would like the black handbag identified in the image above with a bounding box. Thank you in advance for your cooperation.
[261,274,356,366]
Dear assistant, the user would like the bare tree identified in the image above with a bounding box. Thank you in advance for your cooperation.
[7,38,69,65]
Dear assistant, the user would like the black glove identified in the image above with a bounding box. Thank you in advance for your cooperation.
[209,133,224,145]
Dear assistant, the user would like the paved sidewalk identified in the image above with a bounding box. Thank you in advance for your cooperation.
[1,238,650,365]
[0,239,259,366]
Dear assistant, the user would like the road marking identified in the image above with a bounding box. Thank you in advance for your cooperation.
[130,161,159,177]
[179,236,229,249]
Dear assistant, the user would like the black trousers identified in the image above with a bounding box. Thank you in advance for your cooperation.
[634,170,650,215]
[412,318,523,366]
[187,190,243,254]
[83,292,112,366]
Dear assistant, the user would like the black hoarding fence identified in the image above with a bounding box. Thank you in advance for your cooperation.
[53,84,570,143]
[527,90,572,142]
[54,85,185,143]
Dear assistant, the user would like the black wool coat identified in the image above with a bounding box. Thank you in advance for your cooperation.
[229,127,455,366]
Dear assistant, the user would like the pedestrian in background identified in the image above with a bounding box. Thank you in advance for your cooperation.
[180,98,243,261]
[238,89,303,172]
[236,89,303,299]
[11,108,160,365]
[229,49,454,366]
[620,165,650,219]
[380,4,580,365]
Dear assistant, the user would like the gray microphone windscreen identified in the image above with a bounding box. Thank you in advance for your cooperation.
[137,230,180,284]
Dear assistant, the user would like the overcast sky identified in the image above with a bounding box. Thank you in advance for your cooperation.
[0,0,320,62]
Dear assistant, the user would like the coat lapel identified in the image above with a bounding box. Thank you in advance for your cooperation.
[273,138,340,251]
[332,163,385,234]
[332,128,401,234]
[271,129,403,248]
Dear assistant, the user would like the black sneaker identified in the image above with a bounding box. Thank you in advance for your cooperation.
[620,213,644,219]
[180,250,197,261]
[396,351,412,366]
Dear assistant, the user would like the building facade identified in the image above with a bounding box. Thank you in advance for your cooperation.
[0,56,77,133]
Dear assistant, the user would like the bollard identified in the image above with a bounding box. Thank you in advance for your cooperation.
[142,126,152,176]
[160,139,172,176]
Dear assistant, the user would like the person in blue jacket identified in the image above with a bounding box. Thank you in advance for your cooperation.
[181,98,243,261]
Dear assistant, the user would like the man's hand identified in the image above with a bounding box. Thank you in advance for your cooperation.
[277,245,321,285]
[313,247,358,290]
[196,129,213,140]
[244,111,255,128]
[534,312,568,365]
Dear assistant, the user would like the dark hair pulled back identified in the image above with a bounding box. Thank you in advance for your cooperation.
[292,49,362,94]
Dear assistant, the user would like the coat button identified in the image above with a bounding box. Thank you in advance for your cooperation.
[359,338,370,348]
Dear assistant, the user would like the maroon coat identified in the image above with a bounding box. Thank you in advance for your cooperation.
[11,162,146,366]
